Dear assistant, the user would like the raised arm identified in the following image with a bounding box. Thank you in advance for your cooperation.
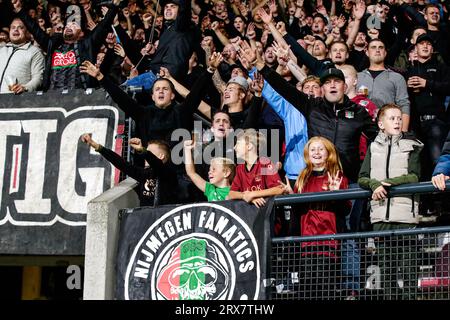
[80,134,149,182]
[13,0,50,50]
[183,140,207,192]
[159,67,212,119]
[80,60,147,120]
[180,52,222,115]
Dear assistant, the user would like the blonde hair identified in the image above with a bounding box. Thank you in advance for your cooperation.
[294,136,343,192]
[211,157,236,183]
[236,129,266,154]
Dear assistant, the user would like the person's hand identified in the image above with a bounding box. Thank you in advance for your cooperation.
[87,20,97,31]
[316,5,328,17]
[81,133,100,150]
[407,76,427,89]
[250,71,264,96]
[11,0,22,13]
[82,1,91,11]
[327,171,343,191]
[129,137,145,151]
[268,0,277,14]
[353,0,366,20]
[128,66,139,79]
[80,60,103,80]
[114,43,126,57]
[140,42,155,56]
[275,21,286,34]
[101,6,109,17]
[113,0,123,7]
[336,14,346,29]
[183,139,195,151]
[238,3,249,17]
[279,176,294,194]
[272,41,290,65]
[432,173,449,191]
[10,83,26,95]
[251,197,266,208]
[242,191,255,203]
[210,21,219,31]
[381,181,392,187]
[372,185,388,200]
[303,34,316,46]
[246,22,256,40]
[208,52,223,69]
[142,13,153,24]
[237,40,256,65]
[159,66,172,79]
[257,7,273,25]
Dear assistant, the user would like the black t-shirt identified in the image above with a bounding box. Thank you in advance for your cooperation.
[368,69,384,79]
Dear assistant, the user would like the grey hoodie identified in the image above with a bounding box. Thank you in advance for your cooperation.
[357,69,410,115]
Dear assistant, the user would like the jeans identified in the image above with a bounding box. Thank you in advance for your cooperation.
[341,183,363,292]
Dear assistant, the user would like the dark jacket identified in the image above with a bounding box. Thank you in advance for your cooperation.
[406,56,450,122]
[100,70,213,146]
[147,0,195,81]
[97,145,177,207]
[260,65,378,182]
[17,6,118,91]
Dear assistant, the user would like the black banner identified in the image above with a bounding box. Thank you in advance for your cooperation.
[0,89,124,255]
[116,200,274,300]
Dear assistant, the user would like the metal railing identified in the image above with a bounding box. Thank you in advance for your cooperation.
[270,181,450,300]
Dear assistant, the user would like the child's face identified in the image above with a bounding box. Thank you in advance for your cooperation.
[308,141,328,168]
[234,138,252,160]
[208,161,227,185]
[379,109,402,136]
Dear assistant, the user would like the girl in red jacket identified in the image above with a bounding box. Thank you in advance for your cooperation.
[286,136,349,238]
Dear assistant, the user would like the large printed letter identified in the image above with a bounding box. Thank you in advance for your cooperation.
[0,121,22,211]
[14,120,57,214]
[57,118,108,213]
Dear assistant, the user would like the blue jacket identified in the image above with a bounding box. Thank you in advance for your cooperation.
[250,69,308,180]
[433,130,450,176]
[433,154,450,176]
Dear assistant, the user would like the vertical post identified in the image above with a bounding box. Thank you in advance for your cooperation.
[21,266,41,300]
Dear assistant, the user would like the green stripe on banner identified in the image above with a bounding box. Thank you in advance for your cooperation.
[179,238,207,300]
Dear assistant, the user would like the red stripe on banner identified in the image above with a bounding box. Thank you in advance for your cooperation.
[13,146,19,189]
[114,124,125,185]
[157,246,181,300]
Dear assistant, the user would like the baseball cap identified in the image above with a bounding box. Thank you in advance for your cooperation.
[415,33,434,45]
[161,0,183,7]
[320,68,345,85]
[227,76,249,92]
[314,35,327,47]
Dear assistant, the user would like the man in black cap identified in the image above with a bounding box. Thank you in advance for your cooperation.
[255,62,378,183]
[406,33,450,175]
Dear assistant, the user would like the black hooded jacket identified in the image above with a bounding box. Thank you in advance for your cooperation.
[260,65,378,182]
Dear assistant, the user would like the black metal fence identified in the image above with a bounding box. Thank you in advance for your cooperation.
[270,227,450,300]
[269,181,450,300]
